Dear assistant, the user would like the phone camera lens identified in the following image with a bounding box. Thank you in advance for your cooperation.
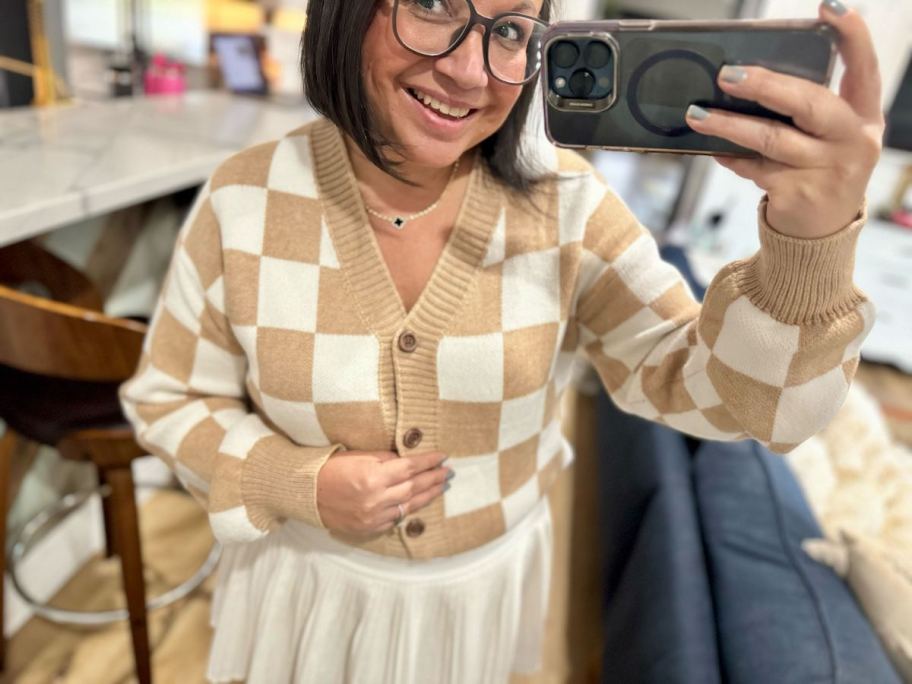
[552,41,579,69]
[569,69,595,97]
[584,41,612,69]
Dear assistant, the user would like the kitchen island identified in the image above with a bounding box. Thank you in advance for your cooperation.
[0,91,317,246]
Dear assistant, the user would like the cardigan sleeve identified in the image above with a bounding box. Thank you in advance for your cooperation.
[119,182,346,546]
[574,186,874,453]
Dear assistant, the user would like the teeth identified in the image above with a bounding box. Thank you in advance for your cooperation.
[411,89,471,119]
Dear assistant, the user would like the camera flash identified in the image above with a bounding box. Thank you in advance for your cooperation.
[598,76,612,88]
[555,77,567,88]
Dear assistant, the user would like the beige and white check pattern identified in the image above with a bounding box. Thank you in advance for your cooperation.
[120,118,873,559]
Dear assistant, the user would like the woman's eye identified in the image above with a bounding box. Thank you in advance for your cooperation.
[494,22,526,44]
[410,0,448,14]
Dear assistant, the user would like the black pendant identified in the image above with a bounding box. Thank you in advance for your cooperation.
[393,217,406,229]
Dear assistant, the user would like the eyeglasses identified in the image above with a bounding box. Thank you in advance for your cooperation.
[392,0,549,86]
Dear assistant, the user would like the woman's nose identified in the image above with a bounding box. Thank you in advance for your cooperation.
[434,26,489,90]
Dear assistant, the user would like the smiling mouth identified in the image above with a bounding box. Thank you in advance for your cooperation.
[407,88,476,121]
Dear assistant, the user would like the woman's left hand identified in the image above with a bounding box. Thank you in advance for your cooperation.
[685,1,885,239]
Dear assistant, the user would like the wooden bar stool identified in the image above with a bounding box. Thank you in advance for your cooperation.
[0,240,218,683]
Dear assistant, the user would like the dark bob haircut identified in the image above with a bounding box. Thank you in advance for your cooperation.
[302,0,554,194]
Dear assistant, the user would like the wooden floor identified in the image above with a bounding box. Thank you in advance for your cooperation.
[855,362,912,447]
[2,490,216,684]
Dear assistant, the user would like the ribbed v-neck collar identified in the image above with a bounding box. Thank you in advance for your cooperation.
[309,118,503,339]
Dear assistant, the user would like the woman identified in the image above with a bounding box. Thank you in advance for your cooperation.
[120,0,884,681]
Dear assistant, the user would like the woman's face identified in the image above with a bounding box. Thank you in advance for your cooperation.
[361,0,544,171]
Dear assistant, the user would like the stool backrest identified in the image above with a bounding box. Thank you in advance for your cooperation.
[0,284,147,382]
[0,240,147,382]
[0,240,104,311]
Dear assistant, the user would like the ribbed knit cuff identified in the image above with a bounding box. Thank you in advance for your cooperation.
[733,196,868,324]
[242,440,346,530]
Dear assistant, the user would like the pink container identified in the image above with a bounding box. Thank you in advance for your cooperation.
[144,54,187,95]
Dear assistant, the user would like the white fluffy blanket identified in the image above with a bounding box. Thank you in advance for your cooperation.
[786,381,912,567]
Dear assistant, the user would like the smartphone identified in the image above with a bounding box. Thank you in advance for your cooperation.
[541,19,839,156]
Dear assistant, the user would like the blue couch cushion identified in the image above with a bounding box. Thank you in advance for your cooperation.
[596,391,721,684]
[694,439,901,684]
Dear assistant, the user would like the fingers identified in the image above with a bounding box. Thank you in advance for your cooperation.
[686,107,826,167]
[712,155,791,191]
[380,450,449,485]
[715,65,857,140]
[819,1,883,122]
[377,477,449,529]
[376,458,453,530]
[383,463,452,506]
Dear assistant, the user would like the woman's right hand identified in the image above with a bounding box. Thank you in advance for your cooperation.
[316,449,452,536]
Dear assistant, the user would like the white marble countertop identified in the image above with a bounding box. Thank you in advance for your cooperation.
[0,91,318,246]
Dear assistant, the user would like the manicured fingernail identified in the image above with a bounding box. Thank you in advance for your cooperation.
[822,0,847,16]
[443,482,451,492]
[687,105,710,121]
[720,65,747,84]
[445,469,455,480]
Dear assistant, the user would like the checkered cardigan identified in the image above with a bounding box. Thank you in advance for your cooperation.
[119,118,873,559]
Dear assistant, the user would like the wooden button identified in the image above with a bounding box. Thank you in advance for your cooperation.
[398,331,418,352]
[403,428,423,449]
[405,518,425,537]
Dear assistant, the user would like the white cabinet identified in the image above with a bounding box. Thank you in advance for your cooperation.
[555,0,602,20]
[610,0,741,19]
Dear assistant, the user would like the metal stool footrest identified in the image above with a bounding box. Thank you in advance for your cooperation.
[7,482,221,626]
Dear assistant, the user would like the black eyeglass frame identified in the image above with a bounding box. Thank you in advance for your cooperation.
[391,0,549,86]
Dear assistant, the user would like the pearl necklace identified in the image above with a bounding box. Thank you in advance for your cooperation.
[365,159,460,230]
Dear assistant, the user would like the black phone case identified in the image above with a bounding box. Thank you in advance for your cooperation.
[541,19,838,156]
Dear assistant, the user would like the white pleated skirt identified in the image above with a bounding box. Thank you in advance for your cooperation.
[206,494,554,684]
